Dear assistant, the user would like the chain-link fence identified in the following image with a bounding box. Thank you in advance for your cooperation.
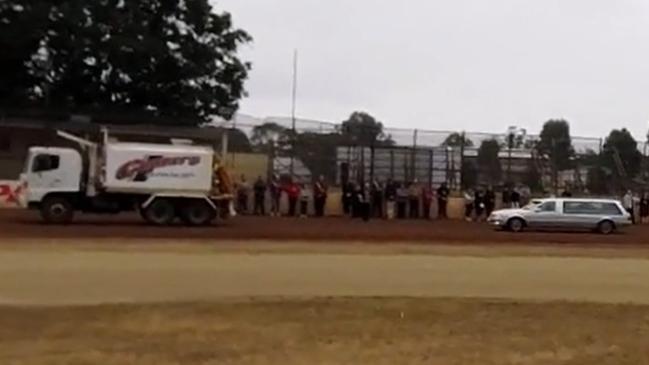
[226,117,649,196]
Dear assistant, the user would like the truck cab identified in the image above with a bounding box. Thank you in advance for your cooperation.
[21,147,83,209]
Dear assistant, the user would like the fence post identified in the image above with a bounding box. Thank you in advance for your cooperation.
[428,148,433,187]
[411,129,418,182]
[360,145,365,185]
[459,132,466,189]
[390,149,395,180]
[370,145,375,183]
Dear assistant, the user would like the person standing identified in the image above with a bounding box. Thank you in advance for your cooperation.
[421,184,434,220]
[285,178,300,217]
[623,190,634,224]
[313,175,328,217]
[355,183,371,221]
[408,180,420,219]
[342,181,354,216]
[510,188,521,209]
[502,187,511,209]
[474,187,485,222]
[384,179,397,219]
[463,189,474,221]
[236,174,250,215]
[299,183,310,218]
[437,183,450,219]
[269,175,281,217]
[396,182,409,219]
[484,186,496,218]
[253,176,267,216]
[370,179,384,218]
[640,192,649,224]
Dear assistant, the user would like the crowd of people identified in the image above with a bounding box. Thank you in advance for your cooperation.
[234,175,649,225]
[234,175,471,221]
[235,174,329,218]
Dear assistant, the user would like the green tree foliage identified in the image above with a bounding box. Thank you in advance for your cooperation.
[504,126,527,149]
[442,132,473,148]
[477,139,502,185]
[523,159,543,193]
[602,128,642,178]
[0,0,251,124]
[251,122,290,151]
[461,160,478,189]
[537,120,574,171]
[293,132,341,182]
[340,112,393,146]
[586,167,609,195]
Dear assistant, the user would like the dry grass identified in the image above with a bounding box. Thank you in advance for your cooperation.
[1,298,649,365]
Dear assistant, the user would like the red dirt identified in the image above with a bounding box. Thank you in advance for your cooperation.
[1,209,649,246]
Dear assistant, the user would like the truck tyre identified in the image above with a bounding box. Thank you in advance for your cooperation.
[143,199,175,225]
[180,200,216,226]
[41,196,74,224]
[507,217,525,233]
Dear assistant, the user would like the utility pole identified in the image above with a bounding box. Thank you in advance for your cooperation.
[289,49,298,176]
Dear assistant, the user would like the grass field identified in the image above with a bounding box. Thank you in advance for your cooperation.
[1,298,649,365]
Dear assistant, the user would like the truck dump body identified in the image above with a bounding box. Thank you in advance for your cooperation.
[103,143,215,195]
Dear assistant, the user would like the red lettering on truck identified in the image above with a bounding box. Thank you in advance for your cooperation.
[115,156,201,180]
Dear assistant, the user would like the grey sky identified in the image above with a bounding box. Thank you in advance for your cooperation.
[215,0,649,139]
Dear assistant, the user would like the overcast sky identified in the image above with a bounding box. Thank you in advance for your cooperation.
[215,0,649,139]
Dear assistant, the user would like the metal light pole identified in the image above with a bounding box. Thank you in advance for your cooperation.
[289,49,298,176]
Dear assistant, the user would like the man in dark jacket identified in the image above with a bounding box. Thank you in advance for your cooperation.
[484,186,496,217]
[313,175,328,217]
[371,179,384,218]
[253,176,267,216]
[342,181,354,216]
[437,183,450,219]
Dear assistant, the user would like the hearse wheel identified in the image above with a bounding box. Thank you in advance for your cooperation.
[507,218,525,233]
[598,220,615,235]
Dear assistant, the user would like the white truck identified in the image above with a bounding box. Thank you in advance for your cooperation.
[20,130,233,225]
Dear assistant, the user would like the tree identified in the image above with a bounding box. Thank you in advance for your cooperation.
[537,120,574,171]
[602,128,642,178]
[0,0,251,124]
[461,160,478,189]
[477,139,502,185]
[340,112,392,146]
[442,132,473,148]
[0,0,50,105]
[586,167,609,195]
[504,126,527,149]
[293,132,342,182]
[250,122,290,151]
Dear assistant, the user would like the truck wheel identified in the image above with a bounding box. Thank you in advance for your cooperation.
[41,196,74,224]
[143,199,175,225]
[507,218,525,233]
[180,200,216,226]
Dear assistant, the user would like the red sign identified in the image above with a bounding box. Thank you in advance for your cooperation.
[115,156,201,180]
[0,183,23,206]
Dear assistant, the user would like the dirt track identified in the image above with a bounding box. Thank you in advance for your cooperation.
[2,247,649,305]
[3,209,649,245]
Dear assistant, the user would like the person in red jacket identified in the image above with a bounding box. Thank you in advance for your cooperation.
[284,178,301,217]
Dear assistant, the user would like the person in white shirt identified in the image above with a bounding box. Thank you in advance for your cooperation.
[623,190,635,224]
[464,189,475,221]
